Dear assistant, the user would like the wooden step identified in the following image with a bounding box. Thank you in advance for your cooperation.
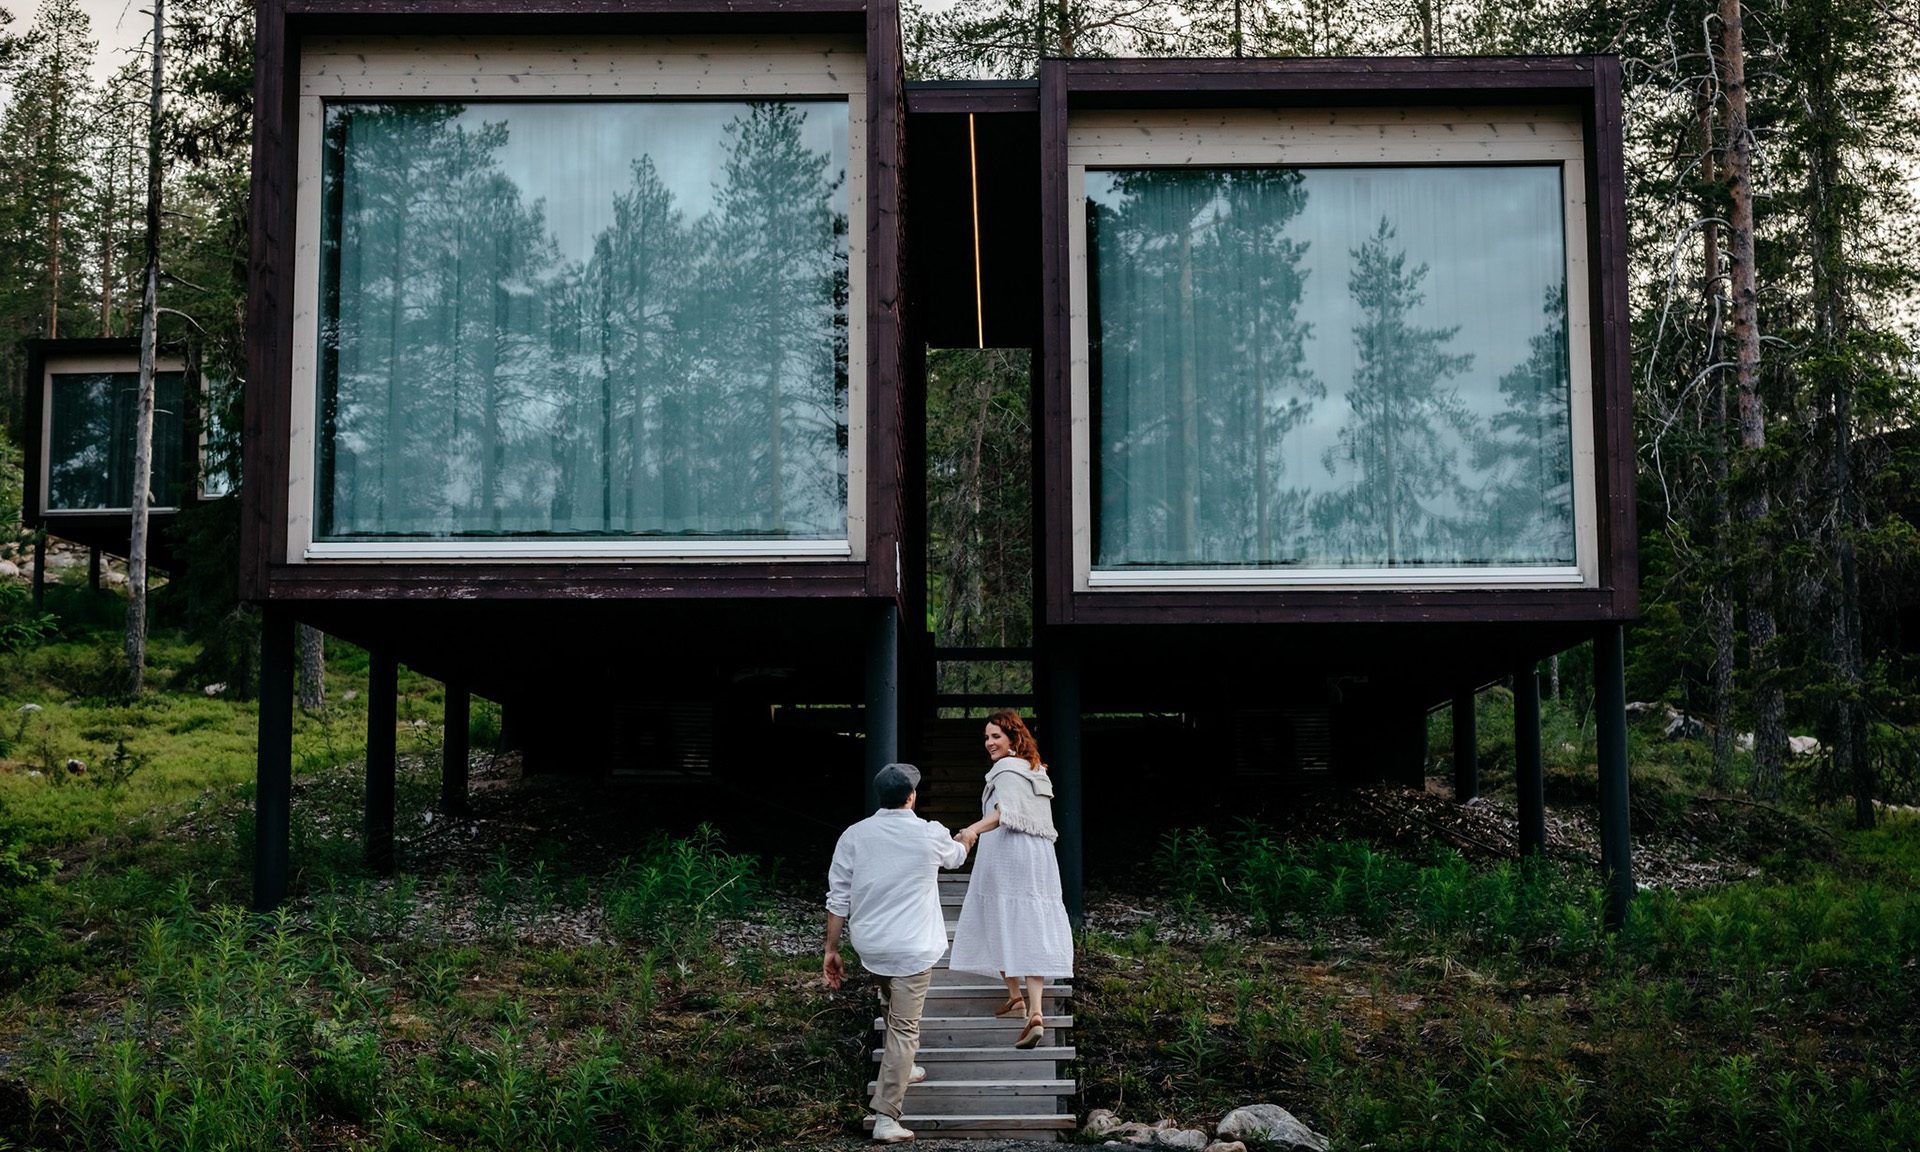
[876,1014,1072,1048]
[876,1047,1074,1081]
[923,984,1071,1014]
[862,1114,1074,1139]
[867,1080,1076,1116]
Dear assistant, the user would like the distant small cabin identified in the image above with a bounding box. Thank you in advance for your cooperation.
[23,338,211,574]
[242,0,1637,926]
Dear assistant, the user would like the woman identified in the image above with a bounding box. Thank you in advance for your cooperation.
[948,709,1074,1049]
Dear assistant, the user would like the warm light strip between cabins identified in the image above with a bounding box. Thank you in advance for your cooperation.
[969,112,984,349]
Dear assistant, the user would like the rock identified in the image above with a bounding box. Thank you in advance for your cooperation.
[16,704,41,715]
[1154,1129,1210,1150]
[0,560,17,579]
[1084,1110,1124,1139]
[1789,735,1822,757]
[1662,709,1707,741]
[103,571,128,586]
[1625,701,1659,717]
[342,690,360,702]
[65,759,86,775]
[1216,1104,1329,1152]
[203,683,228,697]
[1206,1144,1248,1152]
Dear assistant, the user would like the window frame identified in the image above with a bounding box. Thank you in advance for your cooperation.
[286,34,869,563]
[1065,105,1598,592]
[38,353,191,517]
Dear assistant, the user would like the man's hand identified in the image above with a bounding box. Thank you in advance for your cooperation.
[823,950,845,990]
[954,828,978,853]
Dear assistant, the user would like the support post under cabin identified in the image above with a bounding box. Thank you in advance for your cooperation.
[863,600,900,813]
[442,679,470,817]
[1042,631,1085,928]
[366,645,398,875]
[1514,661,1546,856]
[31,537,45,611]
[254,606,294,911]
[1452,690,1478,802]
[88,547,100,591]
[1594,626,1634,929]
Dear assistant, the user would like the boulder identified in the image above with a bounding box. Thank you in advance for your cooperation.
[1662,709,1707,741]
[1084,1110,1124,1139]
[1153,1130,1210,1151]
[1216,1104,1329,1152]
[0,560,17,579]
[1789,735,1822,757]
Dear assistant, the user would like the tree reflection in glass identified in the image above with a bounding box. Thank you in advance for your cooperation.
[1088,165,1574,571]
[47,371,186,510]
[317,100,850,540]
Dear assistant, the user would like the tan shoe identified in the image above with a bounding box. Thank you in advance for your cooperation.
[1013,1013,1046,1049]
[992,996,1027,1018]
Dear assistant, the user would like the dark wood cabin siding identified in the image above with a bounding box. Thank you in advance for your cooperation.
[242,0,902,604]
[1037,56,1636,628]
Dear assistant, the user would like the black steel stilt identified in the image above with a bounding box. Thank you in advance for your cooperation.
[864,600,900,813]
[87,547,100,591]
[1452,690,1478,802]
[1595,626,1634,929]
[1514,662,1546,856]
[1042,631,1084,929]
[366,646,398,875]
[442,680,470,817]
[254,607,295,912]
[31,537,45,611]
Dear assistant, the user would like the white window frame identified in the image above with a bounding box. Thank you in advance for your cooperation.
[289,35,868,563]
[1067,105,1598,592]
[39,354,188,517]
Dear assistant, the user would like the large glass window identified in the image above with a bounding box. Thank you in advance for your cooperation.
[46,371,186,510]
[317,100,850,540]
[1087,165,1573,571]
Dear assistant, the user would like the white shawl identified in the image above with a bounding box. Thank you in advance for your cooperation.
[984,757,1058,843]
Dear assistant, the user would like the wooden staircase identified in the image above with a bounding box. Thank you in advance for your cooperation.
[862,873,1078,1140]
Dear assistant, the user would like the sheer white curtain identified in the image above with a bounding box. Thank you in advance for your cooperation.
[1088,165,1573,570]
[317,100,850,540]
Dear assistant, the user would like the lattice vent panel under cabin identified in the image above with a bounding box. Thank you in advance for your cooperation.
[609,702,717,785]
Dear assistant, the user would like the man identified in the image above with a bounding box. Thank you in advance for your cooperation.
[824,762,970,1143]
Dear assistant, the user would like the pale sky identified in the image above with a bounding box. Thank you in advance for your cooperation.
[12,0,152,85]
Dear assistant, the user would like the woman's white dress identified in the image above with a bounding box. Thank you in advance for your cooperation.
[946,758,1075,980]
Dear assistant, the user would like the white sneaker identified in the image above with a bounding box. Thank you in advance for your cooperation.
[909,1064,927,1085]
[872,1114,917,1143]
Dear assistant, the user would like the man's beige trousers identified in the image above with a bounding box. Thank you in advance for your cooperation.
[868,968,932,1120]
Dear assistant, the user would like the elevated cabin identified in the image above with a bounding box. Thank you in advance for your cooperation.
[244,0,1636,923]
[21,338,210,584]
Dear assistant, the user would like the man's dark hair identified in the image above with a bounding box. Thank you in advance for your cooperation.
[874,763,921,808]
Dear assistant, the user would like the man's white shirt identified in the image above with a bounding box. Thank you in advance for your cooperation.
[826,807,969,976]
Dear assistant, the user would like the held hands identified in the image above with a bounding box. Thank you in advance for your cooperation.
[822,950,845,990]
[953,827,979,852]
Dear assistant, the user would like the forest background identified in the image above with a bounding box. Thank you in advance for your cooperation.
[2,0,1919,819]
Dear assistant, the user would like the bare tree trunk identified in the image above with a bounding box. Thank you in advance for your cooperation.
[125,0,164,696]
[100,153,115,337]
[1548,653,1560,701]
[1722,0,1787,798]
[297,624,326,711]
[1700,87,1737,792]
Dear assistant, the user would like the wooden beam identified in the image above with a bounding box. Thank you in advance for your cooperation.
[1452,691,1478,802]
[1514,663,1546,856]
[1594,625,1633,929]
[864,600,899,812]
[442,679,470,817]
[254,606,295,911]
[366,645,398,874]
[1041,631,1084,928]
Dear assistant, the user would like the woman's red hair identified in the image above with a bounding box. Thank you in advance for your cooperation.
[986,709,1045,770]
